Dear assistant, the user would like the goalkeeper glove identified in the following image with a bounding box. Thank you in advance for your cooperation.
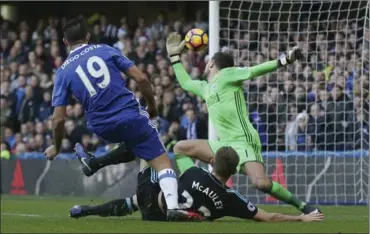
[166,32,186,64]
[278,46,302,66]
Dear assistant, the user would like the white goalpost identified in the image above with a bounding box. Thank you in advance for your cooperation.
[208,0,369,205]
[207,1,220,172]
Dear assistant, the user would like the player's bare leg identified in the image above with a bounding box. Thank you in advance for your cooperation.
[147,153,204,221]
[242,162,321,214]
[173,140,215,173]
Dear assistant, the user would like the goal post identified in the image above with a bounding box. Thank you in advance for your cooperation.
[208,1,220,144]
[207,1,220,172]
[208,0,369,205]
[364,0,370,214]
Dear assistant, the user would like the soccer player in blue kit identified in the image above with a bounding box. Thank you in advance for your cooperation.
[43,15,201,221]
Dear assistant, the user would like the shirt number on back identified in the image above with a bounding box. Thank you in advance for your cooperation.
[179,190,211,217]
[75,56,111,97]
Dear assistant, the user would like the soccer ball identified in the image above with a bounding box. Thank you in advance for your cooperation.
[185,28,208,51]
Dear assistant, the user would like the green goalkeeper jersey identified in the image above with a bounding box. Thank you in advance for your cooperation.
[173,60,279,144]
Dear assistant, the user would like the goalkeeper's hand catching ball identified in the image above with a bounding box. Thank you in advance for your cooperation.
[278,46,303,66]
[166,32,186,64]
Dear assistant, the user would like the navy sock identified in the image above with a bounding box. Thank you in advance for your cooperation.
[85,198,138,217]
[90,143,135,170]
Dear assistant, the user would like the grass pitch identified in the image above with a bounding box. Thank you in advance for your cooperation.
[1,195,368,233]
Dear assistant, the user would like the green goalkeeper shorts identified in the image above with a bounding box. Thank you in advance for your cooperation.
[207,140,264,172]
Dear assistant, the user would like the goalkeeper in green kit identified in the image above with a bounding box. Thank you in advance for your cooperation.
[166,32,321,215]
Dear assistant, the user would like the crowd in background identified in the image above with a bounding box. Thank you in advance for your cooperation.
[0,11,369,158]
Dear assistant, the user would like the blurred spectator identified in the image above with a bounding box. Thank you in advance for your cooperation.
[285,112,311,151]
[17,86,37,124]
[90,24,104,44]
[0,96,14,135]
[3,127,16,149]
[0,141,11,159]
[15,142,27,155]
[113,29,128,53]
[31,19,45,41]
[162,121,184,152]
[180,108,207,140]
[29,75,43,103]
[326,84,354,150]
[307,103,327,150]
[60,138,73,153]
[285,105,298,151]
[37,91,53,122]
[99,15,118,45]
[153,116,169,135]
[159,91,181,123]
[33,134,46,152]
[295,113,311,151]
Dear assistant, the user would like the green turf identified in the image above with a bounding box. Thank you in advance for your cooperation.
[1,195,368,233]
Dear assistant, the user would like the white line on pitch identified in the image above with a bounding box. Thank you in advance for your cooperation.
[1,213,42,217]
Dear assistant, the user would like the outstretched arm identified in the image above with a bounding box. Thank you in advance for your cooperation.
[224,47,302,84]
[166,32,208,99]
[253,208,324,222]
[226,189,323,222]
[242,60,280,80]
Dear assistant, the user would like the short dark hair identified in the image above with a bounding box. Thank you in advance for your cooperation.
[63,15,88,44]
[213,146,239,178]
[212,52,235,70]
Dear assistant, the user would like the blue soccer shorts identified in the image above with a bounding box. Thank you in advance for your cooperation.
[89,111,166,161]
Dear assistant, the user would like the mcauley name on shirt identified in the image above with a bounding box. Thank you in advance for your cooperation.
[61,45,102,70]
[191,181,224,209]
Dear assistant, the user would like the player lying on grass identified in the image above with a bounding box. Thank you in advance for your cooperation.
[165,32,320,215]
[70,147,323,222]
[43,15,200,221]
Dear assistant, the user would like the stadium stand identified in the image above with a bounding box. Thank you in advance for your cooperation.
[0,12,369,159]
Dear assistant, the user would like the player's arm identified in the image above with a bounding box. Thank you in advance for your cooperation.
[50,72,69,154]
[226,190,323,222]
[172,63,208,99]
[253,208,324,222]
[126,66,157,117]
[225,47,302,84]
[113,49,157,118]
[52,107,66,153]
[166,32,208,99]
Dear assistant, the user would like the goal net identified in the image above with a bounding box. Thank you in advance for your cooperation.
[214,0,369,205]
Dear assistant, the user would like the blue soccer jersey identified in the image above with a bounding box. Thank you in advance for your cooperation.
[52,44,138,126]
[52,44,166,160]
